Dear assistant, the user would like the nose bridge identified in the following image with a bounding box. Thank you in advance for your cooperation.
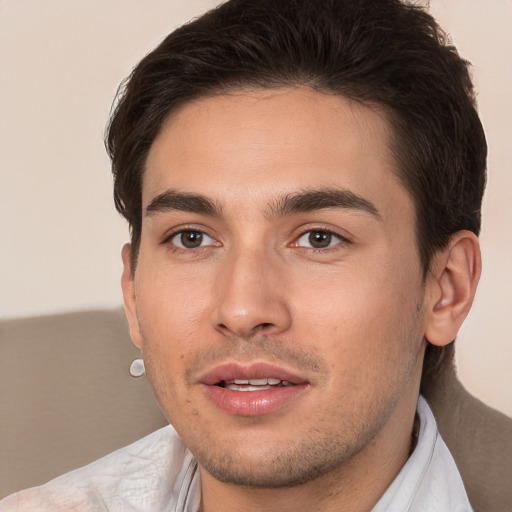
[213,242,291,337]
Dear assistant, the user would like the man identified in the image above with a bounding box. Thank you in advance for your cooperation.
[0,0,486,510]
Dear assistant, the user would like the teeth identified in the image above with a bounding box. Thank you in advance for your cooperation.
[233,378,283,386]
[248,378,268,385]
[222,378,296,391]
[225,384,273,391]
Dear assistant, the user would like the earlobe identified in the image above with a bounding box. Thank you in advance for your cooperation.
[121,243,143,348]
[424,231,481,347]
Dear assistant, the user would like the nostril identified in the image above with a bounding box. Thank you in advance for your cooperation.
[215,320,276,338]
[217,323,233,335]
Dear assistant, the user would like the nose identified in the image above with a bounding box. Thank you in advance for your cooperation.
[211,247,292,338]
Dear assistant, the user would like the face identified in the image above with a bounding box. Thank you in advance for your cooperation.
[123,87,430,487]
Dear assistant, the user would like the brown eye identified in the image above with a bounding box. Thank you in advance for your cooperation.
[171,230,214,249]
[308,231,332,248]
[181,231,203,248]
[295,230,343,249]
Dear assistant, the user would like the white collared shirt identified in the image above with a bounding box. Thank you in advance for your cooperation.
[0,396,472,511]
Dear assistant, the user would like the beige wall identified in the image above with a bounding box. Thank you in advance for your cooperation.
[1,0,510,416]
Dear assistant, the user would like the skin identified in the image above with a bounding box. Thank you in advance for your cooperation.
[121,87,480,512]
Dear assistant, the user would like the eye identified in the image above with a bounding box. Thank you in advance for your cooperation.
[295,230,344,249]
[170,230,216,249]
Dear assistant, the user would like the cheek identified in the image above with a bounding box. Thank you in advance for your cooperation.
[135,258,213,344]
[291,256,423,367]
[132,263,215,411]
[135,281,204,422]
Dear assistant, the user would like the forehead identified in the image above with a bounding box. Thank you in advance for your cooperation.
[143,87,410,220]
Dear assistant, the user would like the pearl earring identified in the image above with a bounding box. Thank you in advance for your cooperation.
[129,358,145,378]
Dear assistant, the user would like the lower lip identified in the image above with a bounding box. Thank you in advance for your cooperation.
[203,384,308,416]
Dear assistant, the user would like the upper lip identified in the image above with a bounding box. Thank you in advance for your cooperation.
[199,361,309,386]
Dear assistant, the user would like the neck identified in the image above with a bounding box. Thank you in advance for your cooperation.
[198,391,419,512]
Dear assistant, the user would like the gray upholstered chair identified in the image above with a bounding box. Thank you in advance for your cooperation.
[0,310,167,498]
[1,309,511,511]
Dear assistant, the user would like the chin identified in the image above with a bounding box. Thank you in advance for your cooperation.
[190,423,373,489]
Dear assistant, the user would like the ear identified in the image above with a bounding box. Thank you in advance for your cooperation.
[424,231,481,347]
[121,243,143,348]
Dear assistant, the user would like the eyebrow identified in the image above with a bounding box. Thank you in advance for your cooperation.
[145,190,222,217]
[267,189,382,220]
[145,188,381,220]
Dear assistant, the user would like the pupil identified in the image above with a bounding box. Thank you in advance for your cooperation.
[181,231,203,248]
[309,231,331,248]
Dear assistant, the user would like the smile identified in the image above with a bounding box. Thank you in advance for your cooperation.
[220,378,296,391]
[200,362,308,416]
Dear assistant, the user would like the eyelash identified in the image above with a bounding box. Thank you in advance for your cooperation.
[162,227,219,252]
[292,227,351,251]
[162,227,351,253]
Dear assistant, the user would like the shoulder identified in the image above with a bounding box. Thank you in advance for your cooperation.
[0,425,192,512]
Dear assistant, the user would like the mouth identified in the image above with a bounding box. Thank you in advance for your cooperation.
[218,378,296,392]
[200,362,309,416]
